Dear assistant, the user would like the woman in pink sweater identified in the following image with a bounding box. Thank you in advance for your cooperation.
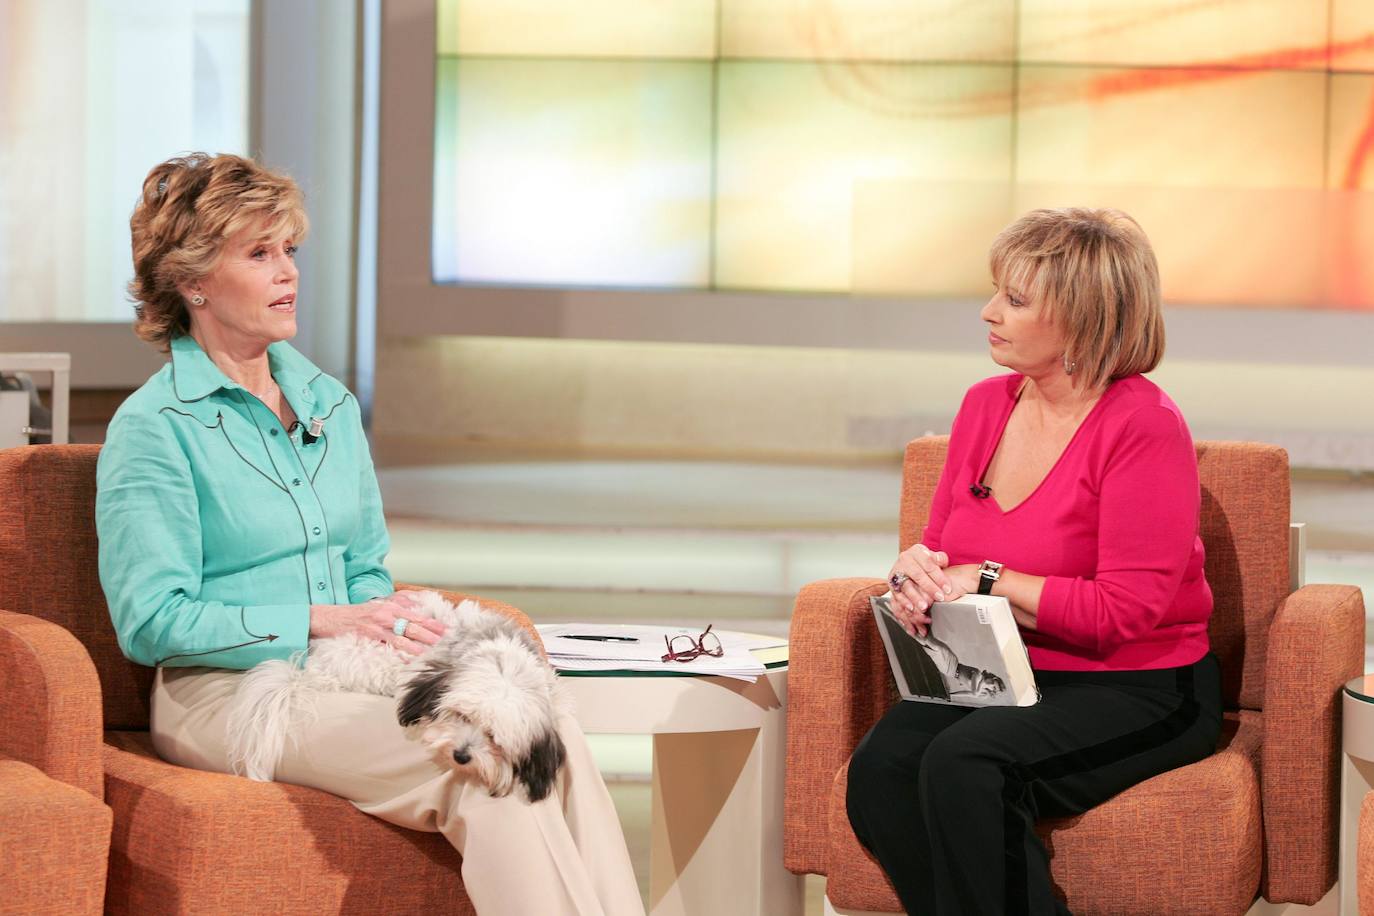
[846,208,1221,915]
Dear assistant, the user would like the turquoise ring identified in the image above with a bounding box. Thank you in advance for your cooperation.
[392,617,409,638]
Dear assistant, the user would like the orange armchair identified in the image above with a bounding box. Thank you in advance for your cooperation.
[0,444,539,915]
[784,437,1364,915]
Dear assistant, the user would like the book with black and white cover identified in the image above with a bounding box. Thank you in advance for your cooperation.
[871,592,1039,708]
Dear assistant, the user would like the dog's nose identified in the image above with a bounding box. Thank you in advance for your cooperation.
[453,749,471,765]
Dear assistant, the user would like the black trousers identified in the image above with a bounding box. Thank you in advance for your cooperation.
[846,654,1222,916]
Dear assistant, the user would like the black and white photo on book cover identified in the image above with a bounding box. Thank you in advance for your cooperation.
[871,592,1039,708]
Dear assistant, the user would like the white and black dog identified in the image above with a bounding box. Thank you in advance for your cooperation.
[224,591,571,802]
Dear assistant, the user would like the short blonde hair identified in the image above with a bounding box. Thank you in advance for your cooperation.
[989,208,1164,391]
[128,153,309,351]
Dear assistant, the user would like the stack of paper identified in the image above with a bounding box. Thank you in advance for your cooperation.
[536,624,777,681]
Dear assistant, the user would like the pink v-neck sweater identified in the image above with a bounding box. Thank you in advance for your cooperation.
[923,373,1213,671]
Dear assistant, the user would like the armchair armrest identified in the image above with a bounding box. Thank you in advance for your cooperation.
[783,576,894,875]
[0,757,112,916]
[393,583,542,651]
[0,610,104,798]
[1261,583,1365,904]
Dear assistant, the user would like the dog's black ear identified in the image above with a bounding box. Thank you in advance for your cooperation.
[396,665,449,727]
[515,730,567,803]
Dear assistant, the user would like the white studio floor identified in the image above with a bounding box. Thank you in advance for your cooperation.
[377,458,1374,915]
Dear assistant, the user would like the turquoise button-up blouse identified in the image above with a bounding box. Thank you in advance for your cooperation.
[96,335,393,669]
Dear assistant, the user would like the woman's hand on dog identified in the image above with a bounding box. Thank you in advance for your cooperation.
[309,592,449,656]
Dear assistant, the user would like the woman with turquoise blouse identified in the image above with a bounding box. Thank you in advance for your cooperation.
[99,334,388,667]
[97,153,643,916]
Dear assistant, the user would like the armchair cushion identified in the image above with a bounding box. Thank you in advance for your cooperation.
[826,712,1264,916]
[0,445,152,730]
[103,731,475,916]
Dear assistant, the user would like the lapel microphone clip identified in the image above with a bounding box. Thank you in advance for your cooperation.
[302,417,325,445]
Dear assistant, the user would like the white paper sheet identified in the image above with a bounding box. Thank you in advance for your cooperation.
[536,623,770,680]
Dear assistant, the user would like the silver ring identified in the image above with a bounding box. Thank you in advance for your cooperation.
[889,572,910,591]
[392,617,409,638]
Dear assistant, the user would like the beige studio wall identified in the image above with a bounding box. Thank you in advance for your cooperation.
[372,329,1374,468]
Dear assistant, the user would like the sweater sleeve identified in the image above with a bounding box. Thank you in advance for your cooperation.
[96,411,311,669]
[1035,405,1200,655]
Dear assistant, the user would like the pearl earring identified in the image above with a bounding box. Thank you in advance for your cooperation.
[1063,353,1077,375]
[190,294,205,306]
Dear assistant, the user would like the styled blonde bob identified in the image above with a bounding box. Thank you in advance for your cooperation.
[989,208,1164,391]
[128,153,308,351]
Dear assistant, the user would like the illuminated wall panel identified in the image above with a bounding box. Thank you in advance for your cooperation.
[1327,75,1374,307]
[1019,0,1328,69]
[437,0,715,59]
[715,63,1012,291]
[720,0,1015,62]
[1016,69,1327,189]
[1331,75,1374,190]
[852,182,1331,308]
[851,181,1012,296]
[432,1,1374,309]
[434,59,713,287]
[1322,192,1374,307]
[1333,0,1374,72]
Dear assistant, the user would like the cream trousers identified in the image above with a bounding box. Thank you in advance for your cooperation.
[151,666,645,916]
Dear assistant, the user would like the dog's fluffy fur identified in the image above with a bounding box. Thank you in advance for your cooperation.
[224,591,571,802]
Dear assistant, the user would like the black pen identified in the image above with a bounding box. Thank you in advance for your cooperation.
[561,635,639,643]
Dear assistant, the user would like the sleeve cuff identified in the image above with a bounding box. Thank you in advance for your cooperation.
[347,574,393,605]
[240,604,311,659]
[154,605,311,669]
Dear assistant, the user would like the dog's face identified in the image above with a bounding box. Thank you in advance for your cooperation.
[397,637,567,802]
[417,711,515,797]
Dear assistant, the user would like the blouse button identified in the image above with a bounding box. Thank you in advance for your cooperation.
[312,526,322,536]
[292,478,302,487]
[316,581,326,591]
[269,428,279,437]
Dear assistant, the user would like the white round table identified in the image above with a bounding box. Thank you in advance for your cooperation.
[560,644,802,916]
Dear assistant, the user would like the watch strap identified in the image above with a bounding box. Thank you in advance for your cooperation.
[976,561,1002,595]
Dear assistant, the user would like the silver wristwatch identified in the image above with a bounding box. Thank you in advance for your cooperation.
[976,560,1003,596]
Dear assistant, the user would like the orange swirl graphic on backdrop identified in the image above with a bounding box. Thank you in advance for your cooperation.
[794,1,1374,307]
